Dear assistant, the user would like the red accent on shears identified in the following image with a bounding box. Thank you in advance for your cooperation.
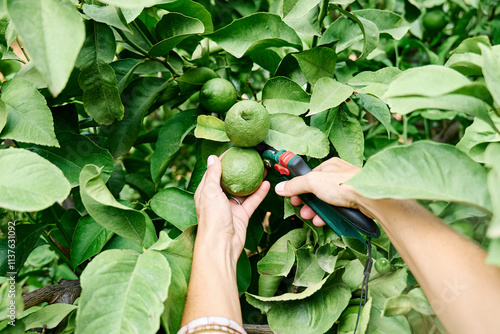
[279,151,296,167]
[274,163,290,175]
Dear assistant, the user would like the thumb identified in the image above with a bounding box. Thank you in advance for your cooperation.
[204,155,223,190]
[274,172,320,197]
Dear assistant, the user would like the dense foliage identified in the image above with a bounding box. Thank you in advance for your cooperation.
[0,0,499,333]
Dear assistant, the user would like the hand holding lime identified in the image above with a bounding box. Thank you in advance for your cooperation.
[221,147,265,196]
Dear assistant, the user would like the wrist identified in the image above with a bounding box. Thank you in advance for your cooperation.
[194,232,238,273]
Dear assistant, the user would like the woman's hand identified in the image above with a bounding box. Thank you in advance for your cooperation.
[274,157,376,226]
[194,155,270,265]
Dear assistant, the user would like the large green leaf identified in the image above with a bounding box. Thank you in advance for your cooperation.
[384,65,474,98]
[294,246,326,287]
[479,44,500,108]
[0,149,70,212]
[319,11,379,61]
[159,225,196,277]
[98,0,173,8]
[0,78,58,147]
[246,277,351,334]
[150,110,200,187]
[150,187,197,231]
[348,67,402,86]
[7,0,85,96]
[29,132,114,187]
[157,0,214,34]
[292,47,337,85]
[207,13,302,58]
[82,4,131,33]
[329,112,364,167]
[23,304,77,331]
[354,9,411,40]
[150,13,204,57]
[445,53,483,76]
[194,115,230,142]
[257,228,307,276]
[79,164,148,243]
[104,77,169,158]
[456,115,500,163]
[355,93,392,135]
[70,215,114,268]
[264,114,329,158]
[76,249,171,334]
[283,2,321,36]
[310,77,354,116]
[0,223,47,275]
[346,141,492,214]
[262,77,310,116]
[75,20,117,70]
[79,62,125,125]
[161,259,188,334]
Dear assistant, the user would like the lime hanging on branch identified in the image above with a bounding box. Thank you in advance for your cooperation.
[199,78,237,113]
[221,147,265,196]
[224,100,270,147]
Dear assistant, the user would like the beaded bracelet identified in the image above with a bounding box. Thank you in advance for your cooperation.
[177,316,247,334]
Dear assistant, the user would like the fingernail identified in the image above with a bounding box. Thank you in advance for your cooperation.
[275,181,285,193]
[207,155,215,167]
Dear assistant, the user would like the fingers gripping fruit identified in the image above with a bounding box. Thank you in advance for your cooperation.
[224,100,270,147]
[221,147,265,196]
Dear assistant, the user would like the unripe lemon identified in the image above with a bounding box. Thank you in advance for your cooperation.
[199,78,237,113]
[221,147,265,196]
[224,100,270,147]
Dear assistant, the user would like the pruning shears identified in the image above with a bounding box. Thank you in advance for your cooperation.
[258,145,380,247]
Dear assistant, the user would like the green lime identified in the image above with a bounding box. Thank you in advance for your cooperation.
[375,258,390,275]
[221,147,265,196]
[199,78,237,113]
[225,100,270,147]
[423,10,447,31]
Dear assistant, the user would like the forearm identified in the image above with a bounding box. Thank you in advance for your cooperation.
[363,198,500,334]
[181,233,242,326]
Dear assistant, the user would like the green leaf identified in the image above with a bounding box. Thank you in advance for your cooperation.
[485,143,500,238]
[348,67,402,86]
[98,0,172,8]
[151,110,200,187]
[0,223,46,275]
[0,149,70,212]
[0,100,6,133]
[479,44,500,108]
[370,268,407,299]
[76,249,171,334]
[79,62,125,125]
[367,301,411,334]
[445,53,483,76]
[319,9,379,61]
[386,94,497,132]
[407,288,434,315]
[79,164,147,243]
[294,246,326,287]
[150,13,204,57]
[29,132,114,187]
[76,20,117,70]
[346,141,492,214]
[160,225,196,278]
[104,77,169,158]
[258,241,296,276]
[315,243,337,273]
[283,3,321,36]
[7,0,85,96]
[355,93,391,135]
[150,187,197,231]
[207,13,302,58]
[194,115,230,142]
[329,112,364,167]
[257,228,307,276]
[161,259,188,334]
[384,65,476,98]
[264,113,329,158]
[111,59,144,93]
[0,78,58,147]
[382,295,412,317]
[283,0,321,18]
[354,9,411,40]
[23,304,77,330]
[456,115,500,163]
[237,252,252,295]
[70,215,113,268]
[0,281,23,320]
[82,4,131,32]
[450,35,491,55]
[338,299,372,334]
[258,274,282,297]
[262,77,310,116]
[292,47,337,85]
[310,77,354,116]
[157,0,214,34]
[246,278,351,334]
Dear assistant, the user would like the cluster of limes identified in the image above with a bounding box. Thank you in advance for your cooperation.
[198,78,270,197]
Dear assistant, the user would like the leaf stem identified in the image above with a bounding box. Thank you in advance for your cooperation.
[131,21,153,48]
[311,0,329,48]
[16,37,30,62]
